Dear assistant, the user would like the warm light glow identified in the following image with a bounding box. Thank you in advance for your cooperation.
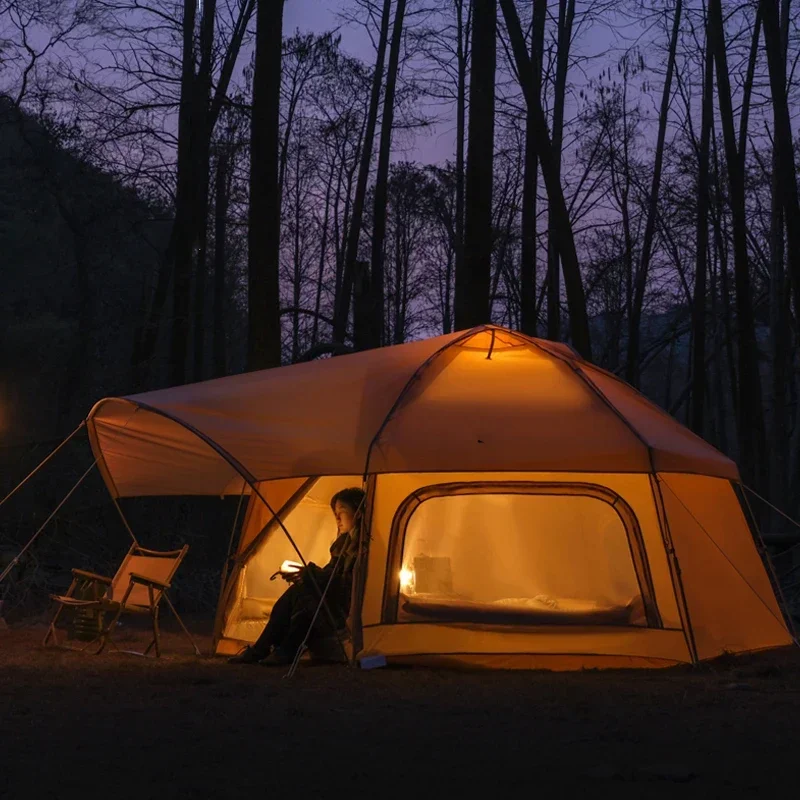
[399,567,414,591]
[280,560,302,574]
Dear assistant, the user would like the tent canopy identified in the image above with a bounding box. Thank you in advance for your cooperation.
[87,326,737,497]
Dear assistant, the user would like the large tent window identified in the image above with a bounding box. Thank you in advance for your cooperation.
[384,483,659,629]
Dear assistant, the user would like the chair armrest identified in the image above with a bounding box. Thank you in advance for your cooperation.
[128,572,171,590]
[71,568,112,584]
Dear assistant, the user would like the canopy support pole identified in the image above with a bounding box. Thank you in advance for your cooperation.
[285,547,347,679]
[0,421,86,512]
[216,485,247,613]
[0,460,97,585]
[111,496,140,547]
[284,494,368,678]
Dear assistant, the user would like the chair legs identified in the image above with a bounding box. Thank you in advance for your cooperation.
[44,588,199,659]
[95,602,126,655]
[162,592,202,656]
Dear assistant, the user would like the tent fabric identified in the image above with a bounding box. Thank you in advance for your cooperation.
[86,326,737,498]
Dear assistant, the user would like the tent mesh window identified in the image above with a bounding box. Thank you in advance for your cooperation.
[384,482,659,629]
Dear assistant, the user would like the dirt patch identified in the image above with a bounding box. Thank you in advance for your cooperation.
[2,622,799,797]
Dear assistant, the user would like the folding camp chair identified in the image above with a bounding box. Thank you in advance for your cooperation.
[43,544,200,657]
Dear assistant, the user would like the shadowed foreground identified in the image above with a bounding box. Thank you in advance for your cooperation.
[2,621,799,798]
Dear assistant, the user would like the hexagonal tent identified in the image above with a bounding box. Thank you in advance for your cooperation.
[87,326,793,669]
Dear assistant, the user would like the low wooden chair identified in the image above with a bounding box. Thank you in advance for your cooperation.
[43,544,200,657]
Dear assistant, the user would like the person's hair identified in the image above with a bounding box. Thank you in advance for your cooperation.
[330,487,366,514]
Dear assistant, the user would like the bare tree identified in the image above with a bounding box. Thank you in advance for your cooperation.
[545,0,575,341]
[626,0,683,386]
[707,0,765,486]
[248,0,285,370]
[690,19,712,437]
[332,0,392,344]
[499,0,591,359]
[456,0,496,328]
[519,0,546,336]
[370,0,409,347]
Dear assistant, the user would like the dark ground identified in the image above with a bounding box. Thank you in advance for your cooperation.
[2,617,799,799]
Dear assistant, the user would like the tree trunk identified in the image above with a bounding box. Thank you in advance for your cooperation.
[191,0,217,383]
[332,0,392,344]
[213,147,230,378]
[353,260,372,351]
[690,22,712,437]
[456,0,496,329]
[708,0,765,487]
[291,122,303,363]
[520,0,546,336]
[168,0,198,386]
[709,253,729,452]
[545,0,574,341]
[762,0,795,512]
[130,0,253,388]
[248,0,285,370]
[454,0,469,334]
[370,0,408,348]
[761,0,800,321]
[499,0,591,359]
[627,0,682,386]
[313,158,337,346]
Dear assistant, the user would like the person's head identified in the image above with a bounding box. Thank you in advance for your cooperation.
[330,487,366,534]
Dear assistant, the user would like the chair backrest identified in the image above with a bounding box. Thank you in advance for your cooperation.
[109,545,189,607]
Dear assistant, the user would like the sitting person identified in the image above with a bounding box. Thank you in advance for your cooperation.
[229,487,366,666]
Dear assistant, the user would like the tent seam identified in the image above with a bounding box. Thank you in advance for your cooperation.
[362,325,491,479]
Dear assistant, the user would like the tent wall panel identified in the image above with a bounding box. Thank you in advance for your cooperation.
[658,473,792,659]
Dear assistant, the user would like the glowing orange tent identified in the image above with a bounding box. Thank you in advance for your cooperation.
[87,326,793,669]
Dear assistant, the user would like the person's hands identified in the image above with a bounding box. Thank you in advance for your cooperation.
[282,567,304,584]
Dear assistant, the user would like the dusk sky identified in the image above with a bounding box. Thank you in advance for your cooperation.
[282,0,463,164]
[281,0,632,166]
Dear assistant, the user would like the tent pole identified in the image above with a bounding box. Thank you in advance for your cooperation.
[211,484,248,650]
[111,495,140,547]
[0,460,97,585]
[219,483,247,600]
[284,494,369,678]
[0,421,86,512]
[284,549,348,679]
[247,482,351,664]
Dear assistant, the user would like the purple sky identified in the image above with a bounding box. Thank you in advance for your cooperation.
[282,0,459,164]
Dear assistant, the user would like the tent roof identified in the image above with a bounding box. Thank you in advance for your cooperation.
[87,326,738,497]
